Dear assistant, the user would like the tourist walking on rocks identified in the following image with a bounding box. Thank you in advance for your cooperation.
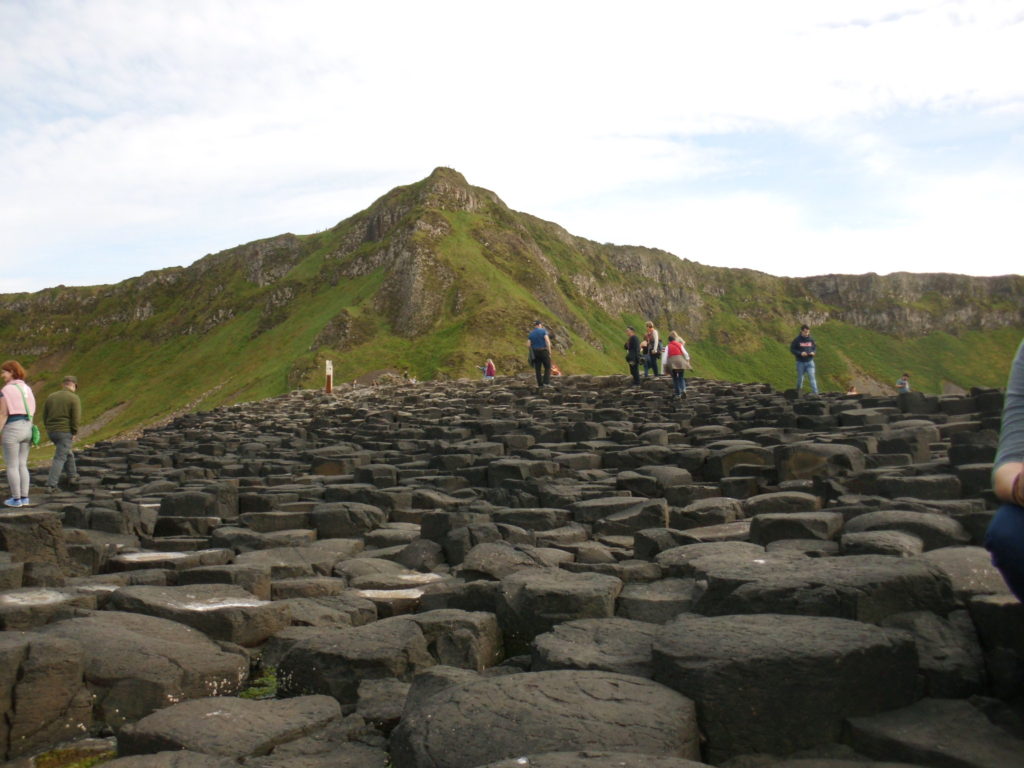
[0,360,36,508]
[624,326,641,386]
[527,321,552,388]
[790,324,819,395]
[478,359,496,381]
[896,372,911,393]
[665,333,691,398]
[986,339,1024,600]
[643,321,661,377]
[44,375,81,490]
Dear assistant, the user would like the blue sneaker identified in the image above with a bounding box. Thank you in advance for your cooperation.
[4,498,22,508]
[19,498,30,507]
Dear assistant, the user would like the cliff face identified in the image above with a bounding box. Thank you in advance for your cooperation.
[0,166,1020,443]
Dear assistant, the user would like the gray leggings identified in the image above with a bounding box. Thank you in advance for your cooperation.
[2,420,31,499]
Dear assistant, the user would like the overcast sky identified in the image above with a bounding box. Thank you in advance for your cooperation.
[1,0,1022,294]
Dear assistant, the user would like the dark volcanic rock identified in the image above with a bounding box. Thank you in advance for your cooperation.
[390,670,700,768]
[277,616,435,710]
[846,697,1023,768]
[652,613,918,761]
[38,611,248,730]
[0,632,93,761]
[4,377,1023,763]
[117,695,342,759]
[107,583,291,646]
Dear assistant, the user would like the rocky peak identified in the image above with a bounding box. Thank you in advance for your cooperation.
[418,166,488,212]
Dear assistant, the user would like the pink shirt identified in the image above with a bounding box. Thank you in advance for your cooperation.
[1,380,36,416]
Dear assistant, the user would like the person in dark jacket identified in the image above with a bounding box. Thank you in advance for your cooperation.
[624,326,641,386]
[790,324,818,395]
[44,375,81,490]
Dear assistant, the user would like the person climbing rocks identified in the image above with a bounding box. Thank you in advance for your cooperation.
[527,321,552,388]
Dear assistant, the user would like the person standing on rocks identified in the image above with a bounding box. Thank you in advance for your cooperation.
[665,332,691,398]
[790,324,819,395]
[624,326,641,386]
[643,321,661,377]
[527,321,552,388]
[987,339,1024,600]
[896,372,911,393]
[0,360,36,508]
[43,375,81,491]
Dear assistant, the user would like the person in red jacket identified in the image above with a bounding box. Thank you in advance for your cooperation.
[664,333,691,398]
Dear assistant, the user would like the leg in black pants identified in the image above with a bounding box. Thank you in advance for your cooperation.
[533,349,552,387]
[629,363,640,385]
[671,369,685,396]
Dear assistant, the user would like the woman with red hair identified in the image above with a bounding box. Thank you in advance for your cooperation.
[0,360,36,507]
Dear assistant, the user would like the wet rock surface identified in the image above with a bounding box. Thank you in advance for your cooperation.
[1,374,1022,765]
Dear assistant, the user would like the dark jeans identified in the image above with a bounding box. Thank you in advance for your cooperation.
[985,503,1024,601]
[532,349,551,386]
[671,369,686,395]
[642,354,657,377]
[628,362,640,385]
[47,430,77,487]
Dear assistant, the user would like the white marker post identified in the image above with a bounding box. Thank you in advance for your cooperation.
[325,360,333,394]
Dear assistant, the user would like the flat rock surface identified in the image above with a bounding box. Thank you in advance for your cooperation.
[474,752,714,767]
[39,610,248,730]
[107,583,290,646]
[846,697,1024,768]
[652,613,918,761]
[532,617,660,677]
[390,669,700,768]
[117,695,342,758]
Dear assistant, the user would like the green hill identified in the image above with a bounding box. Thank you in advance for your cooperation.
[1,167,1022,452]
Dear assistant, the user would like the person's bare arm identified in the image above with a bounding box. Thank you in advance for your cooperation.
[994,462,1024,505]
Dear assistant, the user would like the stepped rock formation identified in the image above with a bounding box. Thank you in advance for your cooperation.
[1,167,1022,444]
[1,372,1022,766]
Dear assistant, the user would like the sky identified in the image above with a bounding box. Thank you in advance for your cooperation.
[1,0,1022,294]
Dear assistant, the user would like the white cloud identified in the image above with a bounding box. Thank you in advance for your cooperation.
[1,0,1023,291]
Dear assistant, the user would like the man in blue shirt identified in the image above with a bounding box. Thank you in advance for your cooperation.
[527,321,552,388]
[790,324,818,395]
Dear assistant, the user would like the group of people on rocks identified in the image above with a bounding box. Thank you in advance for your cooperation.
[623,321,692,397]
[1,360,81,508]
[517,320,916,401]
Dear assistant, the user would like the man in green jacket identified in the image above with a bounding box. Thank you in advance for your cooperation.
[43,375,81,490]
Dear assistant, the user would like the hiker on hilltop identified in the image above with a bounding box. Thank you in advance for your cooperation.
[44,375,81,491]
[665,332,691,399]
[0,360,36,508]
[624,326,641,386]
[987,339,1024,600]
[527,320,552,389]
[790,324,819,395]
